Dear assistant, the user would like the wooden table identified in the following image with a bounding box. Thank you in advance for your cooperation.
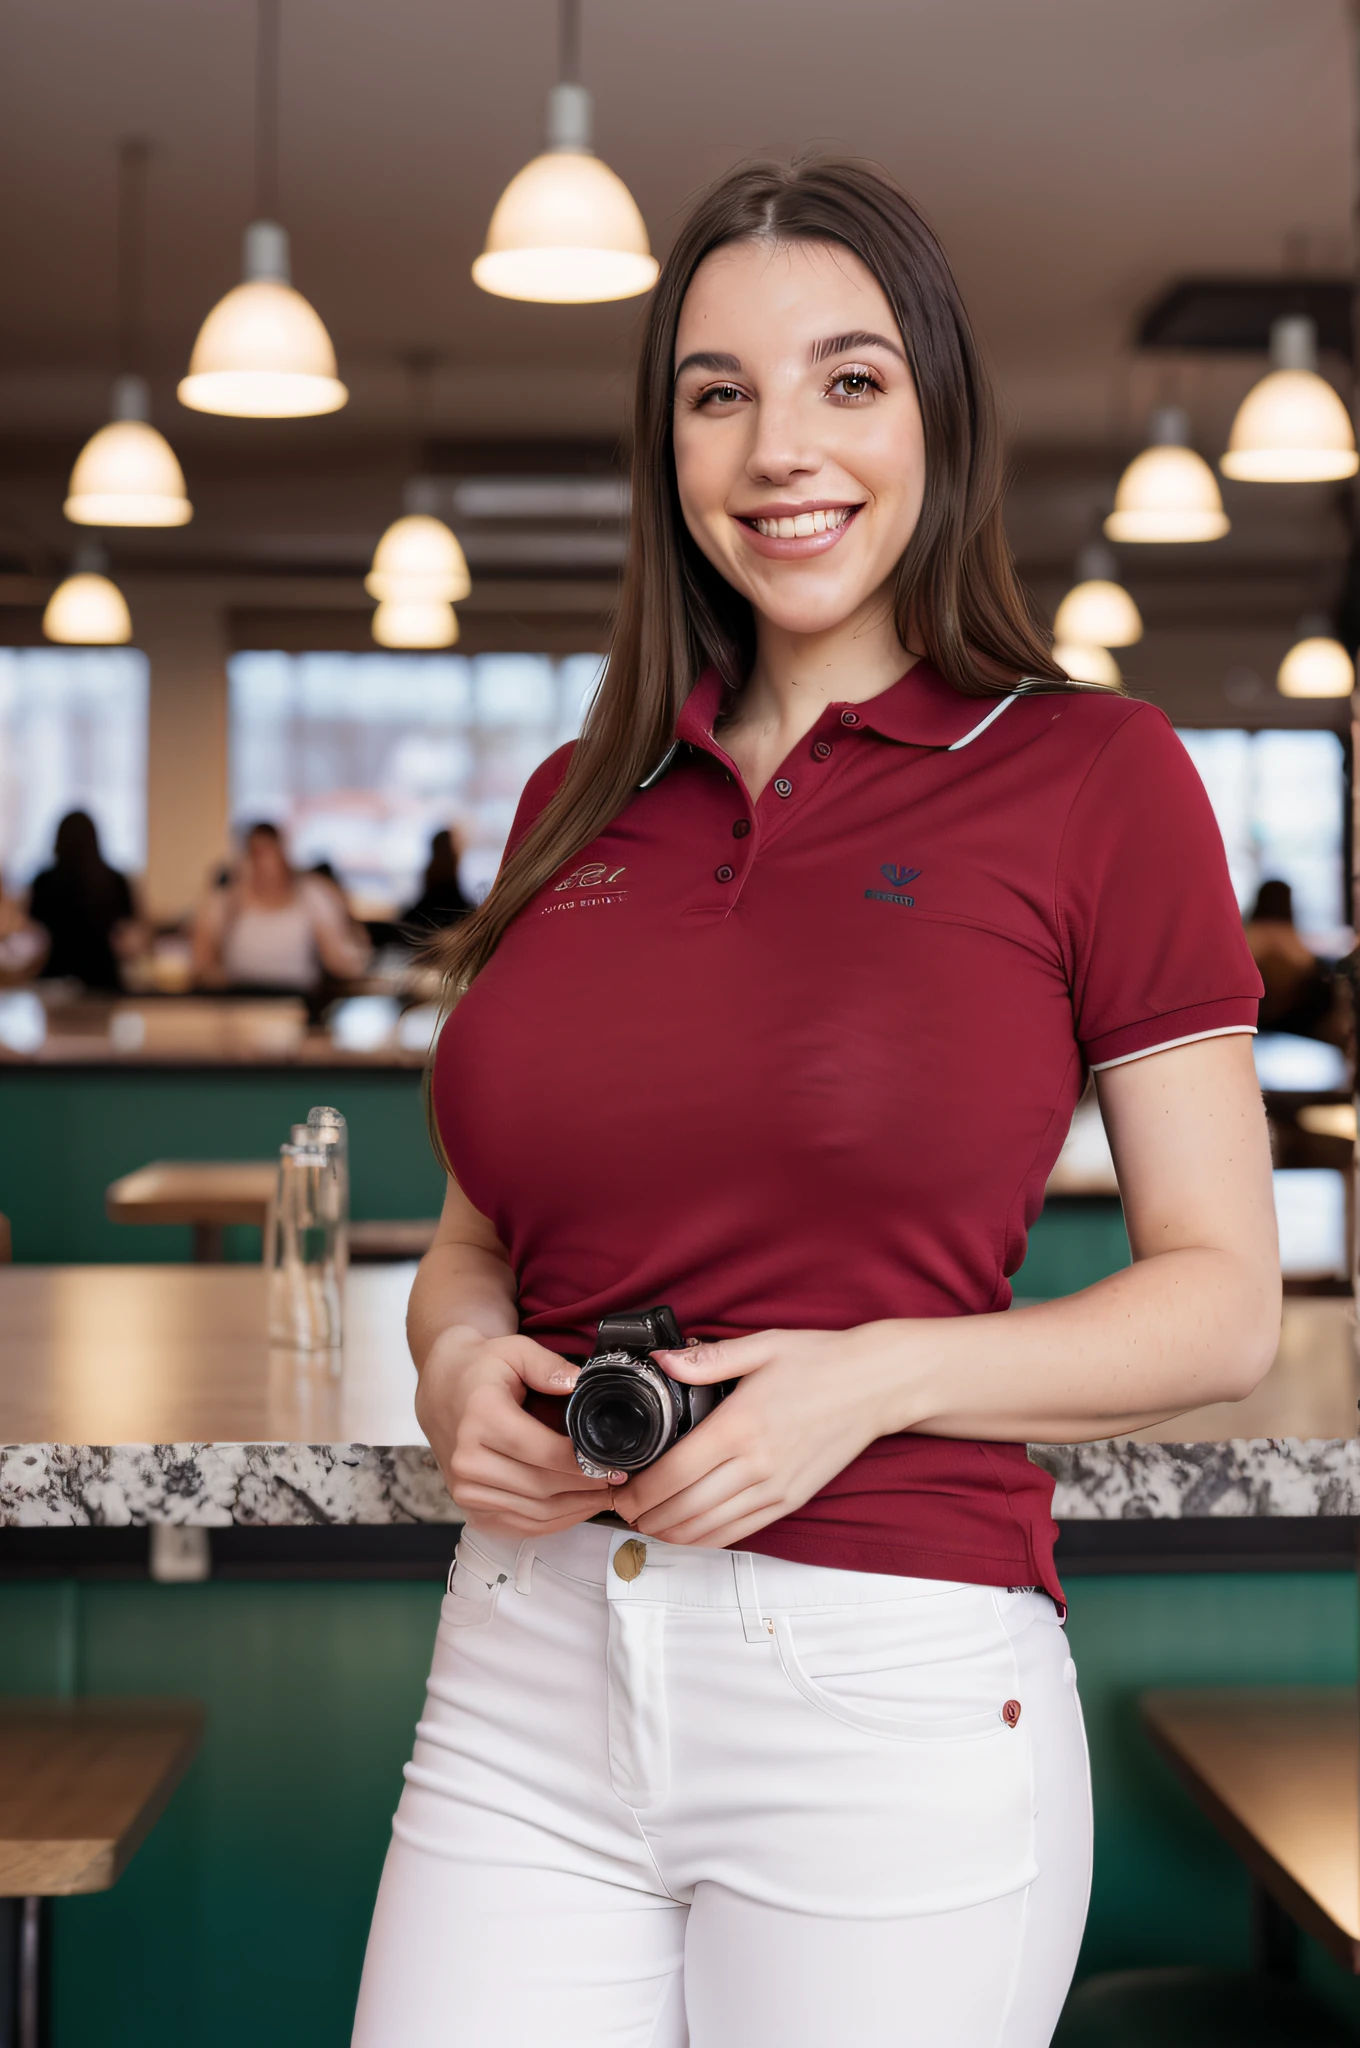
[106,1161,277,1261]
[1142,1688,1360,1974]
[105,1165,437,1263]
[0,1697,203,2047]
[0,1263,424,1445]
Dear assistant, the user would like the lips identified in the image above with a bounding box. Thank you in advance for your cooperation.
[735,502,862,559]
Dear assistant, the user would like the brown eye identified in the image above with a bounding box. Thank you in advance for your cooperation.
[831,370,879,399]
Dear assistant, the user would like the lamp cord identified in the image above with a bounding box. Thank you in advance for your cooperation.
[558,0,581,85]
[115,137,150,380]
[255,0,282,221]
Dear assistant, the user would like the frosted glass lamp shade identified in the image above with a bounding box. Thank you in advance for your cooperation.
[473,150,659,304]
[365,515,471,602]
[1222,370,1358,482]
[1053,640,1121,686]
[43,572,132,645]
[1276,634,1354,698]
[1104,448,1228,543]
[179,228,346,418]
[371,597,460,649]
[1053,578,1142,648]
[65,419,192,526]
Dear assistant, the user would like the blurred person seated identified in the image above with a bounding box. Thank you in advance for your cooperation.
[1244,878,1347,1044]
[401,827,472,943]
[192,821,372,993]
[0,881,48,983]
[26,810,147,991]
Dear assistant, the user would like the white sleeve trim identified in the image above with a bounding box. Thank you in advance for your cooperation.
[1089,1024,1257,1072]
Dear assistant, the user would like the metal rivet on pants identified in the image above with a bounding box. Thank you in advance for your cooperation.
[1002,1698,1022,1727]
[613,1539,647,1581]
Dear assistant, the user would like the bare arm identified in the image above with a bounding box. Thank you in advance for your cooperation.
[618,1034,1282,1545]
[409,1175,619,1536]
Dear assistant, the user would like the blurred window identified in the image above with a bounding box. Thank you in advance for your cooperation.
[0,648,148,887]
[227,650,603,915]
[1176,728,1345,945]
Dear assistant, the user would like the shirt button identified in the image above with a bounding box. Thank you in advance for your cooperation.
[732,818,751,838]
[840,709,860,727]
[773,777,793,798]
[812,739,832,760]
[715,864,734,882]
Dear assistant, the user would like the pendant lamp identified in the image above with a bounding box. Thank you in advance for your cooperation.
[365,515,471,603]
[1053,641,1121,687]
[473,0,658,304]
[43,546,132,645]
[1104,407,1229,544]
[67,144,192,527]
[372,598,460,649]
[179,0,346,417]
[67,377,192,527]
[1053,543,1142,648]
[1221,316,1358,483]
[1277,617,1354,698]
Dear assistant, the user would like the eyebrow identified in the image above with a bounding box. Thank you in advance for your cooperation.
[811,330,907,365]
[674,331,907,383]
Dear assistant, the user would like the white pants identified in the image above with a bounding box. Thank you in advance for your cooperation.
[353,1522,1092,2048]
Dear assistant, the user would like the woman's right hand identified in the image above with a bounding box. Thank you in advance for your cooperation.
[416,1324,621,1538]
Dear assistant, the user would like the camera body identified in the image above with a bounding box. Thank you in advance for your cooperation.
[565,1306,729,1478]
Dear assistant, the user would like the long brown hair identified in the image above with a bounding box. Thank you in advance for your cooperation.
[434,155,1065,998]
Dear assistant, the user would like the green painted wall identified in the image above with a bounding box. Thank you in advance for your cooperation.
[0,1068,446,1263]
[1,1566,1355,2045]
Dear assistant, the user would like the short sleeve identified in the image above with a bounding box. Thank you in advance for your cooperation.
[1057,704,1263,1070]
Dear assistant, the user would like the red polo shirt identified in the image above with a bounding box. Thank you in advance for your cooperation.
[433,661,1263,1602]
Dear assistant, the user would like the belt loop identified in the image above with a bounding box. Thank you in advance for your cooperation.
[733,1549,772,1644]
[513,1540,537,1595]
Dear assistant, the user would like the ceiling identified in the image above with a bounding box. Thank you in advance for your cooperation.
[0,0,1354,689]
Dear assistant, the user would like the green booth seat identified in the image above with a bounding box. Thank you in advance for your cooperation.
[1054,1968,1354,2047]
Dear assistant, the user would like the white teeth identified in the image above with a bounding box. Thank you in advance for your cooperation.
[751,507,853,538]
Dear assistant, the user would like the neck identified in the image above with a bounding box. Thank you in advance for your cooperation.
[717,587,916,796]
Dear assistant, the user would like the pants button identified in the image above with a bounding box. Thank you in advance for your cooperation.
[613,1539,647,1581]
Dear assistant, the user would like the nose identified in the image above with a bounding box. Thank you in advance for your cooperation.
[744,386,822,490]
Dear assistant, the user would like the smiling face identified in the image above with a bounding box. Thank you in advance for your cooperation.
[672,238,926,643]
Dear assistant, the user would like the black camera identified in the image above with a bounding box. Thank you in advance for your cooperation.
[565,1306,730,1478]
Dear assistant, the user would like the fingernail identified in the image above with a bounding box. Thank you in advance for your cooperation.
[608,1470,628,1485]
[549,1368,578,1389]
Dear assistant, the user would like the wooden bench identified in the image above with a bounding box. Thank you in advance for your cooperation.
[0,1697,203,2043]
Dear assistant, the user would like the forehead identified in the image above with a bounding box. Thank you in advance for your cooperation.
[674,239,900,360]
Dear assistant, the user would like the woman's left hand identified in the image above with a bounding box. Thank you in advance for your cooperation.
[611,1326,904,1549]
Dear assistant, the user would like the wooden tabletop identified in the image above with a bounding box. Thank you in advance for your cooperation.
[106,1161,277,1227]
[0,1264,423,1445]
[0,1697,204,1895]
[1142,1687,1360,1972]
[0,995,430,1069]
[0,1266,1353,1452]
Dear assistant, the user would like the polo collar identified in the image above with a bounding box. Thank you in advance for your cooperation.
[675,659,1024,755]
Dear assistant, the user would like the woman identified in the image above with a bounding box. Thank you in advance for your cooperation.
[354,160,1278,2048]
[401,826,472,942]
[192,820,370,992]
[26,810,142,990]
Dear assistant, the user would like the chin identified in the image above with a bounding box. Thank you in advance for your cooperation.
[744,585,875,638]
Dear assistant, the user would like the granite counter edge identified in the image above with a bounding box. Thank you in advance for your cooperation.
[2,1436,1359,1528]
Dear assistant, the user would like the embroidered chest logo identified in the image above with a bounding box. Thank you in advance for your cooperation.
[864,862,921,907]
[541,862,628,916]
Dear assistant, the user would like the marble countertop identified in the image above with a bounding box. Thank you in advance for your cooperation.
[1,1267,1356,1528]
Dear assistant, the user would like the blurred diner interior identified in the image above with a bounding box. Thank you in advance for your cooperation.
[4,2,1360,2045]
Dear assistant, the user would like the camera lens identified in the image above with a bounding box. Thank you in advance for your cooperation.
[567,1361,675,1473]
